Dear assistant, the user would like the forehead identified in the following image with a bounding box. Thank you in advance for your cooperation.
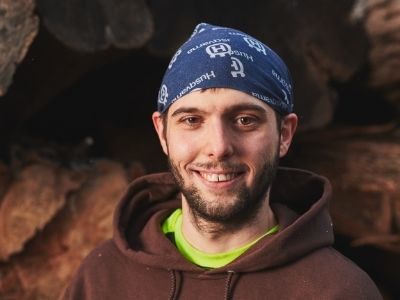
[168,88,275,116]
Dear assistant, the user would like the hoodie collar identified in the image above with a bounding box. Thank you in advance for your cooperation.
[113,167,334,272]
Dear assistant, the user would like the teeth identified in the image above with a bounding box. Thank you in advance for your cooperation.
[200,172,238,182]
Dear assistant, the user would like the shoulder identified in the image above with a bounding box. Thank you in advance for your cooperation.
[302,247,383,299]
[72,239,139,281]
[59,240,131,299]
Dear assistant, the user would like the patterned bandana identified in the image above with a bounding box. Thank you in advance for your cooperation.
[157,23,294,115]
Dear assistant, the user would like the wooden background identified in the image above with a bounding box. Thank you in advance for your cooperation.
[0,0,399,299]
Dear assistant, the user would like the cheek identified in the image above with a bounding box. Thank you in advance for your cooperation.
[244,134,279,165]
[166,132,198,163]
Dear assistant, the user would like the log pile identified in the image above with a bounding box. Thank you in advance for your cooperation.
[0,0,400,299]
[0,163,85,260]
[0,0,38,96]
[290,124,400,254]
[353,0,400,109]
[0,145,145,299]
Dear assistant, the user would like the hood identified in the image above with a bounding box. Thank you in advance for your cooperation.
[113,167,334,273]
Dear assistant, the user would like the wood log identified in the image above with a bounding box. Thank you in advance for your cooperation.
[0,159,144,300]
[352,0,400,108]
[0,0,39,96]
[289,126,400,297]
[36,0,154,52]
[288,123,400,253]
[0,163,87,261]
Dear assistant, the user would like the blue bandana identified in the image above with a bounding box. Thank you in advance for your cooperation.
[157,23,294,115]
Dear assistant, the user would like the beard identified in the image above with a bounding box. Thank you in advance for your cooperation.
[168,150,279,232]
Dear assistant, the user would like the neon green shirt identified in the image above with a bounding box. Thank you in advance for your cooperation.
[162,209,279,268]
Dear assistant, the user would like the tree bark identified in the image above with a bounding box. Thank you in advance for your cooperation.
[0,163,87,261]
[0,159,143,300]
[353,0,400,110]
[0,0,38,96]
[289,123,400,253]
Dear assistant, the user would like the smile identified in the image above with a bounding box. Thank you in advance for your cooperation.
[199,172,241,182]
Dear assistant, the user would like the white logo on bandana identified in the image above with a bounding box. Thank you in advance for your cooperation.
[281,89,289,105]
[243,37,266,55]
[230,57,245,77]
[190,24,206,38]
[168,49,182,69]
[206,43,232,58]
[158,85,169,105]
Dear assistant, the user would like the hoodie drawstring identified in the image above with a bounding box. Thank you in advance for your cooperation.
[169,269,237,299]
[168,270,181,300]
[168,270,176,300]
[224,270,236,300]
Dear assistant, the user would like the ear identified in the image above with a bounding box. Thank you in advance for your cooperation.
[279,113,298,157]
[152,111,169,155]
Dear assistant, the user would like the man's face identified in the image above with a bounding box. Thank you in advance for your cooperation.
[153,88,297,226]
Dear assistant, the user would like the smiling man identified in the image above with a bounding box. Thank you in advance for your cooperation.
[61,23,382,299]
[153,88,294,256]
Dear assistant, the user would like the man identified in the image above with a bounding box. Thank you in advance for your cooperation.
[61,23,382,299]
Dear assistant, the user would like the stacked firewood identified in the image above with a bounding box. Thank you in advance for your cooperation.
[0,0,38,96]
[0,144,145,299]
[353,0,400,110]
[1,0,400,298]
[291,124,400,253]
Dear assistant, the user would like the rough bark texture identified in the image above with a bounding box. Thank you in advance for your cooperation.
[0,0,38,96]
[353,0,400,108]
[0,163,86,261]
[0,159,143,300]
[290,124,400,254]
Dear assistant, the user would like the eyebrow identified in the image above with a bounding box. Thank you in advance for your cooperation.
[170,103,268,118]
[170,107,204,118]
[226,104,268,115]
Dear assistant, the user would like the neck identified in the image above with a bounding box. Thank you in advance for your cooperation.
[180,195,277,254]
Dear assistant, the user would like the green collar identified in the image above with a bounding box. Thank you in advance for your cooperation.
[162,209,279,268]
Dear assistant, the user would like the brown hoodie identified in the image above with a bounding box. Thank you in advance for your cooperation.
[61,167,382,300]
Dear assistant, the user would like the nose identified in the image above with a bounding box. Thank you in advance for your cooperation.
[203,120,234,160]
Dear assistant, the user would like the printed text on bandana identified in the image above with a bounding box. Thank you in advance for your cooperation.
[172,71,216,101]
[187,39,230,54]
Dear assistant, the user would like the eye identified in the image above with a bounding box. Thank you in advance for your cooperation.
[180,116,202,127]
[236,116,258,126]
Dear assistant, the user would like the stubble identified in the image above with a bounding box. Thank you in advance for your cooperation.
[168,152,279,234]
